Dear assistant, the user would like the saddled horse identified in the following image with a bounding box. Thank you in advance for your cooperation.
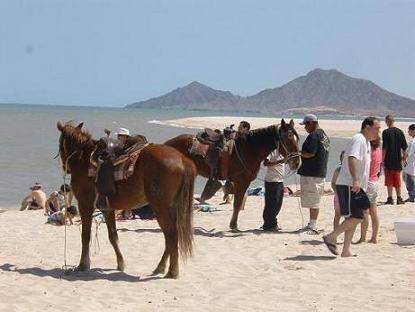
[57,121,196,278]
[165,119,301,230]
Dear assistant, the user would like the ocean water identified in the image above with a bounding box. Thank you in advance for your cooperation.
[0,104,348,208]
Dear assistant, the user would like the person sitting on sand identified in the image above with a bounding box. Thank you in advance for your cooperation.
[45,191,65,215]
[20,182,47,211]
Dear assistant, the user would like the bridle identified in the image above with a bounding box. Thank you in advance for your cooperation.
[56,134,89,174]
[277,127,301,165]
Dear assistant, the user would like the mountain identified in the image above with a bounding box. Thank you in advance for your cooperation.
[127,81,240,111]
[126,69,415,116]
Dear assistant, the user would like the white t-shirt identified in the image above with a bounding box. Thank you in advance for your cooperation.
[404,137,415,176]
[336,133,371,191]
[264,150,285,183]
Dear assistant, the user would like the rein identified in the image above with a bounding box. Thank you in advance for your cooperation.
[58,136,90,274]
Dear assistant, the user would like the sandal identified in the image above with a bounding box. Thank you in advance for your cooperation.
[323,236,339,256]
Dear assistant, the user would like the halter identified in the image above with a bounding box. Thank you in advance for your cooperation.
[58,134,90,174]
[276,127,301,166]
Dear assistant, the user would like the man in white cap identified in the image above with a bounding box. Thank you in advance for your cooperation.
[297,114,330,233]
[116,127,130,146]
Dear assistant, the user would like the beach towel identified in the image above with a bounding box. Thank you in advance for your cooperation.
[247,187,265,196]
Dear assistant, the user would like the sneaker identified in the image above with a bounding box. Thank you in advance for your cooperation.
[405,198,415,203]
[298,224,320,235]
[384,197,394,205]
[261,224,282,232]
[396,197,405,205]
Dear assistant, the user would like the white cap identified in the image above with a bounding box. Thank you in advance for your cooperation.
[299,114,318,125]
[116,127,130,136]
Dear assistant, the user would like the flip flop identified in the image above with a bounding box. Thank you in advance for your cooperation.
[323,236,339,256]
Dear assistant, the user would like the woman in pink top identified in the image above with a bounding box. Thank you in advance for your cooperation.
[355,136,382,244]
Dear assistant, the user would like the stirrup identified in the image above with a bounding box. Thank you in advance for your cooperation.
[93,194,112,211]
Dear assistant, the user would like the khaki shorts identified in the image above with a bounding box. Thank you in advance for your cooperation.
[366,181,378,204]
[300,176,325,209]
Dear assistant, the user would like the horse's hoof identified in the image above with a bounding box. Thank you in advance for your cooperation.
[75,264,90,271]
[152,266,166,275]
[164,271,178,279]
[229,223,238,231]
[117,263,126,272]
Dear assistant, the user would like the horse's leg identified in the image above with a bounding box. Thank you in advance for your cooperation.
[153,249,169,275]
[164,224,179,279]
[152,215,169,275]
[229,180,249,231]
[103,210,125,271]
[76,203,94,271]
[152,209,179,278]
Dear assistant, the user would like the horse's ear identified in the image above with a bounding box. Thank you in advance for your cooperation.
[76,122,84,130]
[281,119,286,127]
[57,121,64,131]
[289,119,294,127]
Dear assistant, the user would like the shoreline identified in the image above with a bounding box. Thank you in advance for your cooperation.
[160,116,414,138]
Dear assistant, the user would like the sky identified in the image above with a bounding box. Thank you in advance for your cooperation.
[0,0,414,107]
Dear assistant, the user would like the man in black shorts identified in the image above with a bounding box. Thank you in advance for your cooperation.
[323,117,380,257]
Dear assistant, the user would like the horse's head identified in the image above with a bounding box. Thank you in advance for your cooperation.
[57,121,94,173]
[278,119,301,171]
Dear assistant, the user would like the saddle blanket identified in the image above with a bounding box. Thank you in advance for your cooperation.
[88,148,142,181]
[189,137,210,157]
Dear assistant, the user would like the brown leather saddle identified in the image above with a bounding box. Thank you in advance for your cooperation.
[90,134,148,210]
[190,126,236,181]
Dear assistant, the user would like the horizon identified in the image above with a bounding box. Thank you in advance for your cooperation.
[1,1,414,107]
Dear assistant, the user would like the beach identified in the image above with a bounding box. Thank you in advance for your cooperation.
[1,110,415,311]
[1,179,414,312]
[163,116,415,139]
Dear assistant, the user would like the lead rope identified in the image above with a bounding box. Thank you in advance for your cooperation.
[294,173,305,229]
[60,151,77,274]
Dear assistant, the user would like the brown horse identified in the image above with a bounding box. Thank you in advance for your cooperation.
[57,121,196,278]
[165,119,301,230]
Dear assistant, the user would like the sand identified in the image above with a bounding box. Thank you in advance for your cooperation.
[1,179,415,312]
[1,116,415,311]
[162,116,414,138]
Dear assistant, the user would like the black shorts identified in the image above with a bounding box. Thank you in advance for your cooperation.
[336,185,370,219]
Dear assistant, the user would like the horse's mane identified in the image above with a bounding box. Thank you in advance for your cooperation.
[236,123,299,150]
[237,125,279,150]
[59,121,95,155]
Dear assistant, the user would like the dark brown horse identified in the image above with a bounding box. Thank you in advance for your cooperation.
[57,121,196,278]
[165,119,301,230]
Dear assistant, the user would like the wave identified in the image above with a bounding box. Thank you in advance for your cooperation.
[148,119,204,130]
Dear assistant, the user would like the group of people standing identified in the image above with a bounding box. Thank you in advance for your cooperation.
[261,113,412,257]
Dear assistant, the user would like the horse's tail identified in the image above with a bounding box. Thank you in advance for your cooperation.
[175,160,196,260]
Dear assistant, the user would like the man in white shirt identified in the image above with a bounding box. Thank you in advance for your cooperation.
[404,124,415,202]
[323,117,380,257]
[262,149,285,231]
